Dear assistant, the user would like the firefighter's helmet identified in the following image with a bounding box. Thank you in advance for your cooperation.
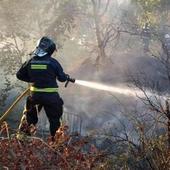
[34,37,56,57]
[164,34,170,39]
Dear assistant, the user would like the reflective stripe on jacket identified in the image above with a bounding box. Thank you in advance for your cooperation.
[30,86,58,93]
[16,54,68,88]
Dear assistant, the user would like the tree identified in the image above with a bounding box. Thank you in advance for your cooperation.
[46,0,120,66]
[85,0,120,65]
[44,0,87,43]
[132,0,170,27]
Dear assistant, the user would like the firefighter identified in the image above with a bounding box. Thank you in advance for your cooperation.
[162,33,170,57]
[141,23,151,52]
[16,36,75,140]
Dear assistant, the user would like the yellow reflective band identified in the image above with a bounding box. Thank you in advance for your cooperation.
[30,86,58,92]
[31,64,47,70]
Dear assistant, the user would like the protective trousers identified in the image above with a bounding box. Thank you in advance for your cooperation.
[23,93,63,136]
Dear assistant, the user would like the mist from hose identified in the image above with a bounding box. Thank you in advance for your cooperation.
[75,80,170,100]
[75,80,145,97]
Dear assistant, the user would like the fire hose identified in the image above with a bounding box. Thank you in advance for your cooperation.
[0,78,75,125]
[65,77,75,87]
[0,88,30,125]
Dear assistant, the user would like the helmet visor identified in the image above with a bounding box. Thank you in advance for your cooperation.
[35,37,57,56]
[34,47,47,57]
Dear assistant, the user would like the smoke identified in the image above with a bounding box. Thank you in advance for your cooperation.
[117,0,131,6]
[0,0,168,136]
[61,0,168,135]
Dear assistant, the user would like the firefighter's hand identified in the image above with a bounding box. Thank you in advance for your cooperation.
[65,75,75,87]
[68,77,75,83]
[66,74,75,83]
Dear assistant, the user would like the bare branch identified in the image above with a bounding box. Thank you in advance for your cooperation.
[99,0,110,17]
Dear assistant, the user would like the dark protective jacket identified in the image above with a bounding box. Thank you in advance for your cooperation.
[162,38,170,55]
[141,27,151,38]
[16,54,68,88]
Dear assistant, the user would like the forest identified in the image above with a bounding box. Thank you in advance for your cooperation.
[0,0,170,169]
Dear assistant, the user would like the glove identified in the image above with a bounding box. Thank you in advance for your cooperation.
[65,75,75,87]
[65,74,70,80]
[68,77,75,83]
[66,74,75,83]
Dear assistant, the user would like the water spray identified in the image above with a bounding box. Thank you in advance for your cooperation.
[65,78,143,97]
[75,80,144,97]
[65,78,168,99]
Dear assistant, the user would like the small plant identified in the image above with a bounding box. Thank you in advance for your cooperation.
[0,123,108,170]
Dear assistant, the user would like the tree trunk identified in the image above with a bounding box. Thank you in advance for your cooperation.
[166,100,170,149]
[91,0,107,66]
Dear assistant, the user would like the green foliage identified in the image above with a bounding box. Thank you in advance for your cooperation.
[133,0,160,11]
[132,0,170,27]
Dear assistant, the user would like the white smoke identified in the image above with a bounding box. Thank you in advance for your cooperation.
[117,0,131,6]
